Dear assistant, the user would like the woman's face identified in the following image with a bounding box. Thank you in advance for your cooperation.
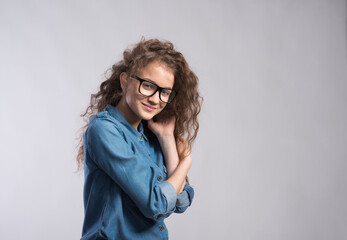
[121,61,175,122]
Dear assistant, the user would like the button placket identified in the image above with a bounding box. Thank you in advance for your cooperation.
[136,135,163,174]
[139,137,151,157]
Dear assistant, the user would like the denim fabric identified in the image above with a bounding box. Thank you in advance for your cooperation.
[81,104,194,240]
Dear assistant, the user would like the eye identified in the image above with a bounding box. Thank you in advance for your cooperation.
[161,89,171,97]
[142,82,155,90]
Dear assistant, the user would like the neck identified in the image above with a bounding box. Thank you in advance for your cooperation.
[116,99,141,130]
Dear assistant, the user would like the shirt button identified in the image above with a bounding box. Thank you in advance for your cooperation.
[159,225,164,231]
[157,176,162,181]
[156,214,163,219]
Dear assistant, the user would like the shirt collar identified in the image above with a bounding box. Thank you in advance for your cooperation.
[105,104,148,141]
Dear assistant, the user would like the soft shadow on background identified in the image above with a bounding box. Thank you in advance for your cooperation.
[0,0,346,239]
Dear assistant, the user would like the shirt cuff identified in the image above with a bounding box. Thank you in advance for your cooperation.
[184,183,194,206]
[159,181,177,212]
[176,190,190,208]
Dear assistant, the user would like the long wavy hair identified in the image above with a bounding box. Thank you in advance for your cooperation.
[75,38,203,172]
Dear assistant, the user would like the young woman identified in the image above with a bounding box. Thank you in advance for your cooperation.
[76,38,202,240]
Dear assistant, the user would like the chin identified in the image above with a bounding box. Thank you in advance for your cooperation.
[134,108,152,120]
[140,112,157,121]
[139,108,162,121]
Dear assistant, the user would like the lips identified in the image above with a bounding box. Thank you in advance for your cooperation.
[141,102,156,111]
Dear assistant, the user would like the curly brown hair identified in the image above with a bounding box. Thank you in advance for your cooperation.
[75,38,203,171]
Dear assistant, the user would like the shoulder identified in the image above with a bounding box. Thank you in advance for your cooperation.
[87,111,124,138]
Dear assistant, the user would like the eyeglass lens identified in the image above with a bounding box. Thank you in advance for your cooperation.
[140,81,173,103]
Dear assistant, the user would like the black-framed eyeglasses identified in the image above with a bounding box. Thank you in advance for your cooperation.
[131,76,177,103]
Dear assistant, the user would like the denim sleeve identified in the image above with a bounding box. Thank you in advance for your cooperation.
[174,182,194,213]
[86,118,177,221]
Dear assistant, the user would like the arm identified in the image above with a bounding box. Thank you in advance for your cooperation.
[86,118,177,220]
[158,135,191,194]
[148,117,192,195]
[159,136,194,213]
[148,117,194,213]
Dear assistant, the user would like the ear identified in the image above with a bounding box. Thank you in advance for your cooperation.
[119,72,128,92]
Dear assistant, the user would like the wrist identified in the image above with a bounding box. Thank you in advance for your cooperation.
[157,134,175,144]
[182,156,192,168]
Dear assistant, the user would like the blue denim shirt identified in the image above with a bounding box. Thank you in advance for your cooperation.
[81,104,194,240]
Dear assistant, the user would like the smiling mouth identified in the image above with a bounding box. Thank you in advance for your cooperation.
[141,102,156,111]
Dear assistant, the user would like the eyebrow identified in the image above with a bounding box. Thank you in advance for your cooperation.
[137,76,173,90]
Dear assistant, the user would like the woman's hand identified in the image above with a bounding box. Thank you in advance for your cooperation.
[147,116,175,138]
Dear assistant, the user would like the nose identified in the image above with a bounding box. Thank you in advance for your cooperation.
[147,90,160,105]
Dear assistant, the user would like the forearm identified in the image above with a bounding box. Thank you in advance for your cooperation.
[166,158,191,194]
[158,135,191,195]
[159,135,180,177]
[179,178,186,193]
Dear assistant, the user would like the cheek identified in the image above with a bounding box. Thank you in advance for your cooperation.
[125,92,133,105]
[125,86,141,106]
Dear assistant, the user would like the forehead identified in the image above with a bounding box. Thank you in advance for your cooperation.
[138,61,174,89]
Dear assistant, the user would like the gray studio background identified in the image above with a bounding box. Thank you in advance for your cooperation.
[1,0,346,239]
